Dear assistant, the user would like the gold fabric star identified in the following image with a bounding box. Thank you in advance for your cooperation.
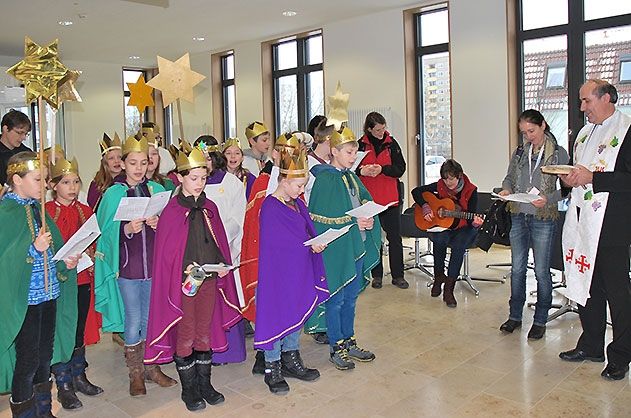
[147,53,206,107]
[127,74,154,113]
[326,81,350,130]
[57,69,82,104]
[6,37,70,109]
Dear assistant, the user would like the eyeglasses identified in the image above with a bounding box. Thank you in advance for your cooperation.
[11,128,30,137]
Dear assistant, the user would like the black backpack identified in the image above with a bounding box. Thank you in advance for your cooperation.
[475,200,511,251]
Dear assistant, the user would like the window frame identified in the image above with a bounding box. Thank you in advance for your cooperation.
[220,52,236,139]
[620,55,631,84]
[271,32,323,137]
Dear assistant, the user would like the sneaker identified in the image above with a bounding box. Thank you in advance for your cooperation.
[329,343,355,370]
[392,277,409,289]
[311,332,329,345]
[344,337,375,362]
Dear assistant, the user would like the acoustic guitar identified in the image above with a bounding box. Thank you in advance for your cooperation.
[414,191,483,231]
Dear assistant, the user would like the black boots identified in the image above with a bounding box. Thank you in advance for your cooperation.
[280,350,320,381]
[252,350,265,375]
[52,362,82,410]
[71,346,104,397]
[174,354,205,411]
[443,277,457,308]
[264,360,289,394]
[194,351,225,405]
[33,379,55,418]
[9,395,35,418]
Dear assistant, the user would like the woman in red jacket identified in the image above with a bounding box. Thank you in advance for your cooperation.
[357,112,408,289]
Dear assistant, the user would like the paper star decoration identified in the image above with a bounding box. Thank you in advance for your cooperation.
[57,69,82,104]
[6,37,70,109]
[147,53,206,107]
[326,81,350,130]
[127,74,154,113]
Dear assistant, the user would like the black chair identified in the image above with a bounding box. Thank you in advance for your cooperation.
[400,206,434,278]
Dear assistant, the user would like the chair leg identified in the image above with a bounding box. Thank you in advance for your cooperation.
[403,238,434,279]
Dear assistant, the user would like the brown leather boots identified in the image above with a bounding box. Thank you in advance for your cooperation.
[124,341,177,397]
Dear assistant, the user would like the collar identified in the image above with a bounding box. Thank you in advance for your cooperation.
[4,192,37,205]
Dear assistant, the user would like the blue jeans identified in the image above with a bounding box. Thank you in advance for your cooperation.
[429,227,478,278]
[326,260,364,349]
[264,330,301,362]
[117,277,152,345]
[508,213,556,326]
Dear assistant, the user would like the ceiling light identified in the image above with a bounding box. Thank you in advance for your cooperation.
[58,20,73,26]
[129,55,141,60]
[192,36,205,41]
[282,10,297,17]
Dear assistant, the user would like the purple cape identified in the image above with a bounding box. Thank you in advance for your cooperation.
[253,196,329,350]
[144,196,242,364]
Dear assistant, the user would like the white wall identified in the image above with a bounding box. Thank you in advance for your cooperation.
[450,0,510,191]
[233,41,264,138]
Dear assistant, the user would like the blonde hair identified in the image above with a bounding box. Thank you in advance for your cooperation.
[1,151,40,198]
[92,156,114,194]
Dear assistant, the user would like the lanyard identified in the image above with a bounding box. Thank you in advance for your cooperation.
[528,143,545,185]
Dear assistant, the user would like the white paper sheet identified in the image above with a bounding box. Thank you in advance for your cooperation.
[77,253,93,274]
[345,200,397,219]
[200,263,237,273]
[113,191,172,221]
[350,151,370,172]
[303,225,352,246]
[491,192,541,204]
[53,214,101,261]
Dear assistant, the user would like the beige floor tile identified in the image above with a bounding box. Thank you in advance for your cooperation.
[452,393,530,418]
[529,387,608,418]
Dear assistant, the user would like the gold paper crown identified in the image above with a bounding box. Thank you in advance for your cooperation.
[42,144,66,165]
[275,132,300,151]
[329,126,357,149]
[195,139,221,155]
[138,127,161,148]
[245,121,269,140]
[222,137,242,152]
[279,148,309,179]
[99,132,122,155]
[168,139,192,161]
[49,156,79,180]
[174,140,208,172]
[7,158,40,179]
[122,135,149,156]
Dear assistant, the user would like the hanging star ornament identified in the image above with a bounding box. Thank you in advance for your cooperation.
[57,69,82,104]
[147,53,206,107]
[6,37,70,109]
[127,74,154,113]
[326,81,350,130]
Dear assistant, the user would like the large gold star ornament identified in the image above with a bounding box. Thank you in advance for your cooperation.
[57,69,82,104]
[127,74,154,113]
[326,81,350,130]
[6,37,70,109]
[147,53,206,107]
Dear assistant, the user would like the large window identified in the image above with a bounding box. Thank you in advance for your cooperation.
[517,0,631,151]
[123,69,148,137]
[272,33,324,136]
[221,52,237,139]
[415,4,451,184]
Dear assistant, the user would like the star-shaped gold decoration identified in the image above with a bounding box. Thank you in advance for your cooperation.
[326,81,350,130]
[57,69,82,104]
[127,74,154,113]
[147,53,206,107]
[6,37,70,109]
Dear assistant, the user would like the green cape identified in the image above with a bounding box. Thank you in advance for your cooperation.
[304,167,382,333]
[0,198,77,393]
[94,181,164,332]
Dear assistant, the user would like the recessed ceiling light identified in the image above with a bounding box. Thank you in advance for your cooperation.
[129,55,141,60]
[282,10,297,17]
[192,36,206,41]
[58,20,73,26]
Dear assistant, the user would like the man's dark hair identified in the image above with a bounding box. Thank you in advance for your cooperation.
[1,109,31,131]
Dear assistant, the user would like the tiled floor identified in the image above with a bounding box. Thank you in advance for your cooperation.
[1,244,629,417]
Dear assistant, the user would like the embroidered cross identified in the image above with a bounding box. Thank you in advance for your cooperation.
[575,255,591,273]
[565,248,574,263]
